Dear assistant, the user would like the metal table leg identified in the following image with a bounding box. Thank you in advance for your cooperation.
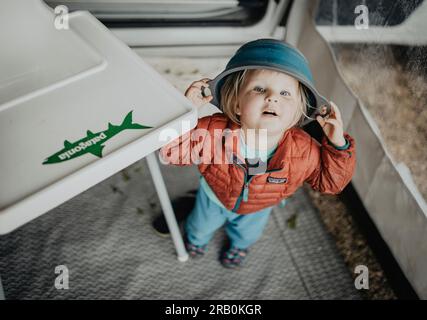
[146,152,189,262]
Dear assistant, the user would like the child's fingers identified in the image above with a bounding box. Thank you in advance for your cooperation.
[187,85,211,98]
[185,86,212,104]
[324,117,341,128]
[190,82,207,89]
[316,115,326,128]
[188,80,213,98]
[185,84,205,96]
[203,95,213,103]
[316,115,341,129]
[184,79,213,107]
[330,101,343,123]
[189,79,211,89]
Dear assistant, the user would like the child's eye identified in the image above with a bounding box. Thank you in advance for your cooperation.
[280,90,290,96]
[253,86,265,93]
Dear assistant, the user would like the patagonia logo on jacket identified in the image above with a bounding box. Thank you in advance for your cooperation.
[267,176,288,184]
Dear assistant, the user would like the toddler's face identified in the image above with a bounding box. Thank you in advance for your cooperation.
[236,69,301,134]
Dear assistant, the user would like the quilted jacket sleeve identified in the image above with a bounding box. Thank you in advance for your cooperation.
[304,132,356,194]
[159,114,216,166]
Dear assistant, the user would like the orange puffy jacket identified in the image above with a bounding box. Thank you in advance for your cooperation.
[159,113,356,214]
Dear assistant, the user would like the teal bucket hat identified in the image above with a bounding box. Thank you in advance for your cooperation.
[206,39,330,124]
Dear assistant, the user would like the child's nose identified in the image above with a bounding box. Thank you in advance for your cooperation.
[267,96,278,103]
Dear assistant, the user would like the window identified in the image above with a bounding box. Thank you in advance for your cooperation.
[45,0,269,27]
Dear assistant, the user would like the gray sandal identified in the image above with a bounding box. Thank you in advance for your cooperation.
[220,246,248,268]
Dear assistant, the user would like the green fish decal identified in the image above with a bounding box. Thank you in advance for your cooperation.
[43,111,152,164]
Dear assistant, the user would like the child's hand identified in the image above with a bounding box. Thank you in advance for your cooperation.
[185,78,213,108]
[316,101,347,147]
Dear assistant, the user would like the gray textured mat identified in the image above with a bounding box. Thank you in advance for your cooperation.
[0,152,360,299]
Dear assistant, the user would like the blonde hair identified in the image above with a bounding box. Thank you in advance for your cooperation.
[220,69,310,127]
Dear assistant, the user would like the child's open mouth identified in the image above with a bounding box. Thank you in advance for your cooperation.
[262,110,278,117]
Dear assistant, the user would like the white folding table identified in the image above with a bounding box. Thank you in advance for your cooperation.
[0,0,196,298]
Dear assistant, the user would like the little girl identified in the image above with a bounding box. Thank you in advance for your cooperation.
[159,39,356,269]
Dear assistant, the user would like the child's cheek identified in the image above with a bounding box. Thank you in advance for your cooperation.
[250,95,265,109]
[242,98,259,113]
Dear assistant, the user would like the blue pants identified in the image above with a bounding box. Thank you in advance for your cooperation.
[184,186,273,249]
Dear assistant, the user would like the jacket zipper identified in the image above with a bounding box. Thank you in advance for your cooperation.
[231,163,283,212]
[231,163,247,212]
